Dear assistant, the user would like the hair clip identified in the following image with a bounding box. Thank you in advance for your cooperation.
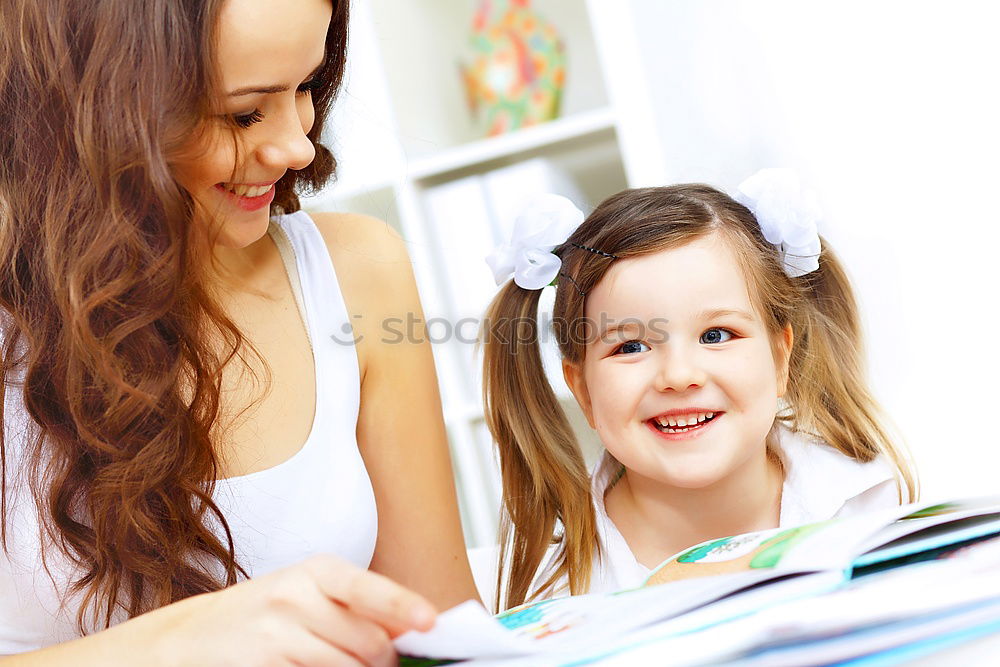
[569,242,618,260]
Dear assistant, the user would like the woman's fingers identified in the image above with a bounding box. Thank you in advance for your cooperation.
[300,555,437,637]
[285,583,394,666]
[285,627,372,667]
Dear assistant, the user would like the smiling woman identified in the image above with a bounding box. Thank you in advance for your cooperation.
[0,0,476,664]
[172,0,332,250]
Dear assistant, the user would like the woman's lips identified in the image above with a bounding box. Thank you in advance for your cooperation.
[646,413,723,442]
[213,183,275,211]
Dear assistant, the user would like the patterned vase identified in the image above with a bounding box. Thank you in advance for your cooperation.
[460,0,566,137]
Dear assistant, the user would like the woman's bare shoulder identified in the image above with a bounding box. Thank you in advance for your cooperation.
[307,212,416,309]
[306,212,422,375]
[308,211,410,280]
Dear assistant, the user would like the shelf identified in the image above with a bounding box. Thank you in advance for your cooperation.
[301,108,619,210]
[299,178,395,211]
[406,107,618,181]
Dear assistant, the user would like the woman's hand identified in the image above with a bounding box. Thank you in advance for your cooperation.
[141,554,436,667]
[9,554,437,667]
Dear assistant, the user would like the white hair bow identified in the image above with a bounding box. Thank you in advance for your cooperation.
[734,168,822,278]
[486,194,585,290]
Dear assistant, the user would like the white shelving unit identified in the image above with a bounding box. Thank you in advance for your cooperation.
[302,0,668,547]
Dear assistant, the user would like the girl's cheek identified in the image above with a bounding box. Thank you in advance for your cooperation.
[596,370,641,406]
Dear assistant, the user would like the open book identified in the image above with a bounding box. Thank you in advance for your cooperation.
[397,496,1000,665]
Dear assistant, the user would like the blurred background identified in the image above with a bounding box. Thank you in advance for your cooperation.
[302,0,1000,547]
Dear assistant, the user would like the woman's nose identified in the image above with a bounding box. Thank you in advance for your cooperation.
[256,109,315,172]
[654,350,707,393]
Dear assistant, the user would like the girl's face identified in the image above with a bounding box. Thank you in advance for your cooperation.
[564,233,793,492]
[172,0,332,249]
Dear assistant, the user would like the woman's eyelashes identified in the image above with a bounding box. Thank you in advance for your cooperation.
[232,109,264,129]
[297,77,321,95]
[228,79,320,129]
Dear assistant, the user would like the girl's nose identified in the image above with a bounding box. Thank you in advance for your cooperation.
[654,351,707,393]
[256,111,316,172]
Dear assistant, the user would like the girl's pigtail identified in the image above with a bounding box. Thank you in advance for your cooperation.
[782,240,917,501]
[482,281,596,611]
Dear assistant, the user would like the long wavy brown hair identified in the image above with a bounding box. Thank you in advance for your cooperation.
[482,185,918,610]
[0,0,348,630]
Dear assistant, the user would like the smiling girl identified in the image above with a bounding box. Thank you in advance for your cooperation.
[481,175,916,610]
[1,0,476,663]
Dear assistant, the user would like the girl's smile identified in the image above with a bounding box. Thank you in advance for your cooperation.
[646,409,724,441]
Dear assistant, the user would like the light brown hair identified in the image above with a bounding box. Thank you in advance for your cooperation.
[482,185,917,611]
[0,0,348,630]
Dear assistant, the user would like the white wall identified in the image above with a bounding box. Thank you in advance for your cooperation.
[629,0,1000,500]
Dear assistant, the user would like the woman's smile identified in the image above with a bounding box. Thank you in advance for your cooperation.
[213,181,277,211]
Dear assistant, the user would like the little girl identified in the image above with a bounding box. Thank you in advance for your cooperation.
[480,170,916,611]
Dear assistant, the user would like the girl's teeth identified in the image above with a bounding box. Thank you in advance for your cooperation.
[653,412,717,432]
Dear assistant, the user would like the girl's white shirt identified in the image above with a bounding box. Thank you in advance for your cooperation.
[470,425,901,607]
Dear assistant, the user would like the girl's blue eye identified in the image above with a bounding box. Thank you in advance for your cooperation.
[701,328,734,344]
[617,340,650,355]
[231,109,264,129]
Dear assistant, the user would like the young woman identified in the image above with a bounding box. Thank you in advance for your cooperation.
[0,0,477,663]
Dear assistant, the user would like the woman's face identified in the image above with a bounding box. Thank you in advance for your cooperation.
[564,233,793,492]
[172,0,332,249]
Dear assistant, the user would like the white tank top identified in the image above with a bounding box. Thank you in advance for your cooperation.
[0,211,378,653]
